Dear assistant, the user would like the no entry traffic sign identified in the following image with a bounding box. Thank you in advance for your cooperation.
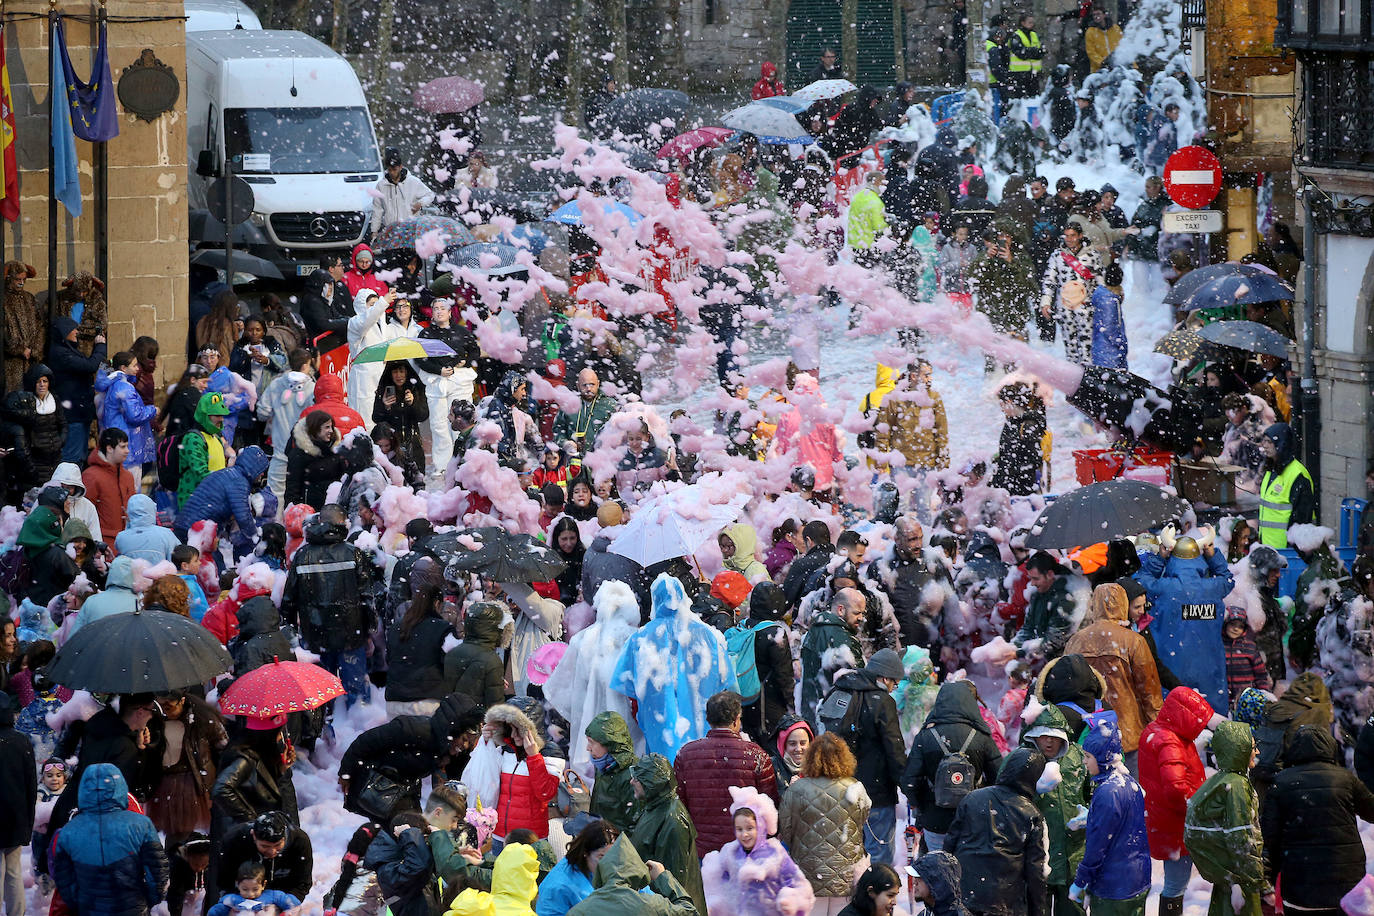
[1163,146,1222,210]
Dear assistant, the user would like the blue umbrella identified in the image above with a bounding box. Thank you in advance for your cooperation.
[1181,272,1294,311]
[547,199,643,228]
[442,241,525,276]
[757,96,812,115]
[504,224,552,257]
[719,101,814,144]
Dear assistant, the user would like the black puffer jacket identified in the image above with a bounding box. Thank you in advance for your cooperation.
[338,694,481,813]
[363,827,437,916]
[228,596,294,677]
[385,613,453,703]
[23,363,65,482]
[283,418,346,510]
[0,390,37,504]
[282,515,374,653]
[1260,725,1374,909]
[828,668,908,807]
[991,409,1046,496]
[51,706,157,834]
[0,694,36,849]
[298,269,352,354]
[945,747,1049,916]
[442,601,507,707]
[902,681,1003,834]
[741,583,794,738]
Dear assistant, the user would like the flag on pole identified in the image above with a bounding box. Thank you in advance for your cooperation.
[0,26,18,223]
[51,20,82,217]
[57,19,119,142]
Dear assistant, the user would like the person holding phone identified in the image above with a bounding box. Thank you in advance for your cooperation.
[414,298,479,481]
[372,361,428,472]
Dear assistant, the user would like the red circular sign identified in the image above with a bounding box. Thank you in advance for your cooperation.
[1163,146,1223,210]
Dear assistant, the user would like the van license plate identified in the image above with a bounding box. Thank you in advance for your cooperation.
[296,264,314,276]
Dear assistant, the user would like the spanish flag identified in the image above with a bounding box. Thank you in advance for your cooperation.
[0,25,17,223]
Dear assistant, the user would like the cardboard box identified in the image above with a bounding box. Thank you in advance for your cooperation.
[1176,461,1242,506]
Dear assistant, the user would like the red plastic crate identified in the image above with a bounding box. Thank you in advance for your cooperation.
[1073,448,1174,486]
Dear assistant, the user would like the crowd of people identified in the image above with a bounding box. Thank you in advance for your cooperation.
[0,15,1371,916]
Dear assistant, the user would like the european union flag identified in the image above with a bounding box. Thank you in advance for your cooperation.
[50,21,81,217]
[57,19,119,143]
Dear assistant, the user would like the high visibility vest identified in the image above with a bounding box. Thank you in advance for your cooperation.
[986,39,999,84]
[1257,459,1313,548]
[1010,29,1042,73]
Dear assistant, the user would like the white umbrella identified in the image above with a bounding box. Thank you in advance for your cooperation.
[718,102,815,144]
[607,488,744,568]
[792,79,858,102]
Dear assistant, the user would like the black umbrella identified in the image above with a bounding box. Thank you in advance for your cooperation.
[451,187,549,223]
[190,247,284,280]
[1025,479,1189,549]
[1196,319,1292,358]
[597,88,691,143]
[432,527,567,583]
[47,608,233,693]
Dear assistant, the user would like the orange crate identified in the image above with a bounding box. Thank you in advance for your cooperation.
[1073,448,1174,486]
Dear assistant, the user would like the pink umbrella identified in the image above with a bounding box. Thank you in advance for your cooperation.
[413,76,485,115]
[658,126,734,161]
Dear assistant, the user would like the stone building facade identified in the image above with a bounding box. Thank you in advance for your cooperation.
[6,0,189,388]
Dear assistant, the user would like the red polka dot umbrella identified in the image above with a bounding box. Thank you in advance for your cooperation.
[218,658,344,719]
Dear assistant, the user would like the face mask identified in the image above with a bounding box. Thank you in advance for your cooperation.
[591,751,616,773]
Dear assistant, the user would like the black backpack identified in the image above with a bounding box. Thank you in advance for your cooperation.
[931,728,978,808]
[818,686,864,745]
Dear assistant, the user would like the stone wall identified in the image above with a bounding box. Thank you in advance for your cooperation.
[6,0,189,388]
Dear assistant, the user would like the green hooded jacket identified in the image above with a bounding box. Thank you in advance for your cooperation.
[177,392,230,507]
[800,610,862,723]
[1185,721,1269,916]
[628,754,705,916]
[971,246,1038,334]
[1022,702,1088,886]
[18,506,63,555]
[567,834,697,916]
[587,711,640,831]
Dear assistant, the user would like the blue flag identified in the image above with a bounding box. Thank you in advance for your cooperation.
[57,19,119,143]
[50,22,81,217]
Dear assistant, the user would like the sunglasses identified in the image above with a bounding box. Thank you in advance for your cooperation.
[43,763,68,774]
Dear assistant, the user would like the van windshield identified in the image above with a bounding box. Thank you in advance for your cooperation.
[224,106,379,174]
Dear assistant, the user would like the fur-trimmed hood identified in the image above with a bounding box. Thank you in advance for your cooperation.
[484,702,543,752]
[291,415,341,457]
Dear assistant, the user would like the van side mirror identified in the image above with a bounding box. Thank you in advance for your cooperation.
[196,150,218,178]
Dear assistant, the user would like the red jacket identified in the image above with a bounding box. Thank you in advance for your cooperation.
[310,373,366,437]
[751,62,784,100]
[673,727,778,856]
[81,449,137,547]
[495,745,559,839]
[1137,686,1213,860]
[200,585,270,645]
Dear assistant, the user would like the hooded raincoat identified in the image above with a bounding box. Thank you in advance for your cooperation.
[1022,703,1087,888]
[543,580,645,774]
[348,288,390,429]
[628,754,706,916]
[1136,550,1234,713]
[1138,686,1214,860]
[944,747,1050,916]
[720,524,770,584]
[902,680,1004,835]
[174,446,269,552]
[115,493,181,564]
[1185,722,1269,916]
[71,555,138,633]
[912,850,970,916]
[610,574,738,761]
[1063,584,1163,752]
[585,711,640,832]
[1073,716,1150,904]
[565,834,697,916]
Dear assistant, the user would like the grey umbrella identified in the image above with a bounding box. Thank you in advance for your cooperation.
[1196,320,1292,358]
[719,101,814,144]
[1025,479,1189,549]
[47,608,233,693]
[190,247,283,280]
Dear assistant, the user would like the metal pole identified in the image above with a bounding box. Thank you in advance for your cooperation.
[47,2,57,315]
[223,155,234,284]
[1300,181,1321,507]
[94,0,108,297]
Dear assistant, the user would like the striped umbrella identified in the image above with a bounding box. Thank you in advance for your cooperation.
[352,337,456,364]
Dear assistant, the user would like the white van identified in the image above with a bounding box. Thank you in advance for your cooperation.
[187,29,381,277]
[185,0,261,32]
